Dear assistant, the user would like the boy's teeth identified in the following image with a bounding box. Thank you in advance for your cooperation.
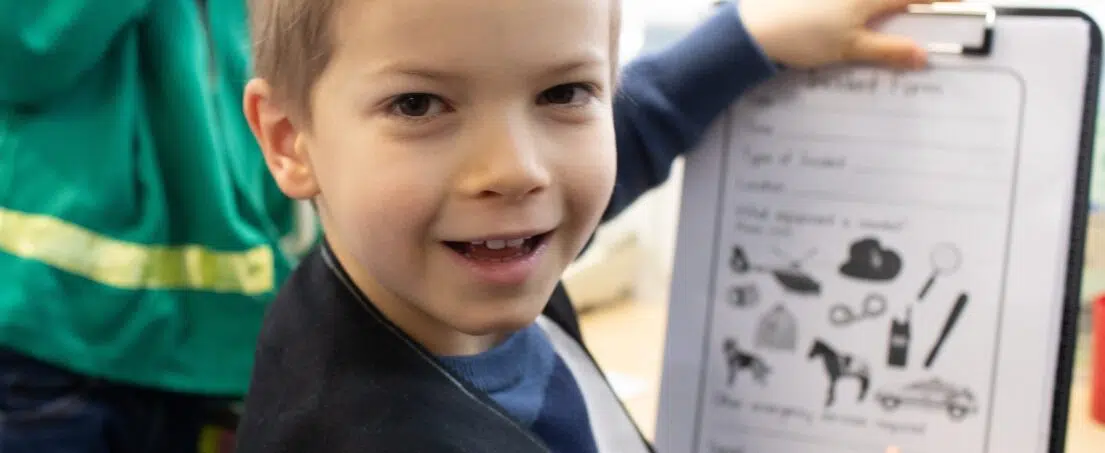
[466,237,532,250]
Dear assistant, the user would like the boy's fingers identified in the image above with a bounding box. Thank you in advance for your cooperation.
[845,31,928,69]
[853,0,966,69]
[862,0,961,17]
[862,0,932,17]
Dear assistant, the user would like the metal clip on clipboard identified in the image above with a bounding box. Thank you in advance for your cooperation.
[709,1,996,57]
[896,2,997,56]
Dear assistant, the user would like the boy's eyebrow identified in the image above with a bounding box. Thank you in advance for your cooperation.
[540,56,608,77]
[367,63,464,82]
[365,52,608,82]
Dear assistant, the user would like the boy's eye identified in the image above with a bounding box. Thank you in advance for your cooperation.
[538,83,593,106]
[390,93,447,118]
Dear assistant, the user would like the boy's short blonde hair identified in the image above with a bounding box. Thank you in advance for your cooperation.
[247,0,337,125]
[247,0,622,126]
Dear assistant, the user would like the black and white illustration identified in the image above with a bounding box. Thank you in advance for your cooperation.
[829,293,888,327]
[887,308,913,369]
[729,245,822,295]
[755,304,798,351]
[874,378,979,422]
[917,243,962,300]
[807,339,871,407]
[924,293,970,369]
[839,237,903,282]
[727,283,761,309]
[723,338,772,388]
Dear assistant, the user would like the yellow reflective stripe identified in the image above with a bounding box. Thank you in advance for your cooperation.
[0,208,274,295]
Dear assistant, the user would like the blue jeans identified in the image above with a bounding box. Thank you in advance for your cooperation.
[0,349,227,453]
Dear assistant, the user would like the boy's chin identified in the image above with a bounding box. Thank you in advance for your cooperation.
[448,296,554,337]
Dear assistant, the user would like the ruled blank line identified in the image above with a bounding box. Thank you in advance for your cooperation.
[852,166,1012,183]
[765,105,1011,123]
[766,132,1004,154]
[704,420,926,453]
[734,186,1005,213]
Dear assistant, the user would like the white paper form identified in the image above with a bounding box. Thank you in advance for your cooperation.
[657,13,1095,453]
[698,67,1022,453]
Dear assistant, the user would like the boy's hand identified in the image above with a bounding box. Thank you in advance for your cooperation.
[738,0,945,70]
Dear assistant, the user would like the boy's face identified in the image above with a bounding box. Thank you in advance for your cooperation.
[288,0,617,354]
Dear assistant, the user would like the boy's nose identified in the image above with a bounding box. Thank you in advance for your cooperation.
[457,117,552,201]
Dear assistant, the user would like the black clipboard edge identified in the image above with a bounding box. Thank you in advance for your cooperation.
[994,6,1104,453]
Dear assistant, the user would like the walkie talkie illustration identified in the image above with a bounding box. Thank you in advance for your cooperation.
[887,308,912,368]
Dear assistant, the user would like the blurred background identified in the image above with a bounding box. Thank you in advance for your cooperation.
[567,0,1105,450]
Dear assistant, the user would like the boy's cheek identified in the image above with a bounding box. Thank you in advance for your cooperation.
[561,142,617,234]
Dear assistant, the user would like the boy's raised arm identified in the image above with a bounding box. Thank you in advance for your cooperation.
[604,2,776,222]
[0,0,152,104]
[603,0,930,223]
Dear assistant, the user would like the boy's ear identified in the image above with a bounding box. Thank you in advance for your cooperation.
[243,78,320,200]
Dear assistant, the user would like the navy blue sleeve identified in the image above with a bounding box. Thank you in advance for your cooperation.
[603,2,778,222]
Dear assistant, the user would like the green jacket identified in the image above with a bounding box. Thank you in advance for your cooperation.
[0,0,309,395]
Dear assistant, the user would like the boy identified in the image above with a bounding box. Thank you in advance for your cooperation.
[236,0,930,451]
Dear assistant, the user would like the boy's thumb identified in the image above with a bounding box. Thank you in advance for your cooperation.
[846,31,928,69]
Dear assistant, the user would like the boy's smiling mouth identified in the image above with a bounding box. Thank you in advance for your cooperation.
[443,232,551,261]
[442,231,555,286]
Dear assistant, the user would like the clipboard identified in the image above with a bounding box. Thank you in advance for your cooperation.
[656,3,1101,453]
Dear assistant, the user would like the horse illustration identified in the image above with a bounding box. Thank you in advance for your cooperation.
[807,339,870,407]
[722,338,771,387]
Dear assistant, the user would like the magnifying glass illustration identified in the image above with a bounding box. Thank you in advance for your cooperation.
[917,243,961,300]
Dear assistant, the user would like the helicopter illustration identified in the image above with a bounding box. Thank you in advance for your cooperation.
[729,245,822,296]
